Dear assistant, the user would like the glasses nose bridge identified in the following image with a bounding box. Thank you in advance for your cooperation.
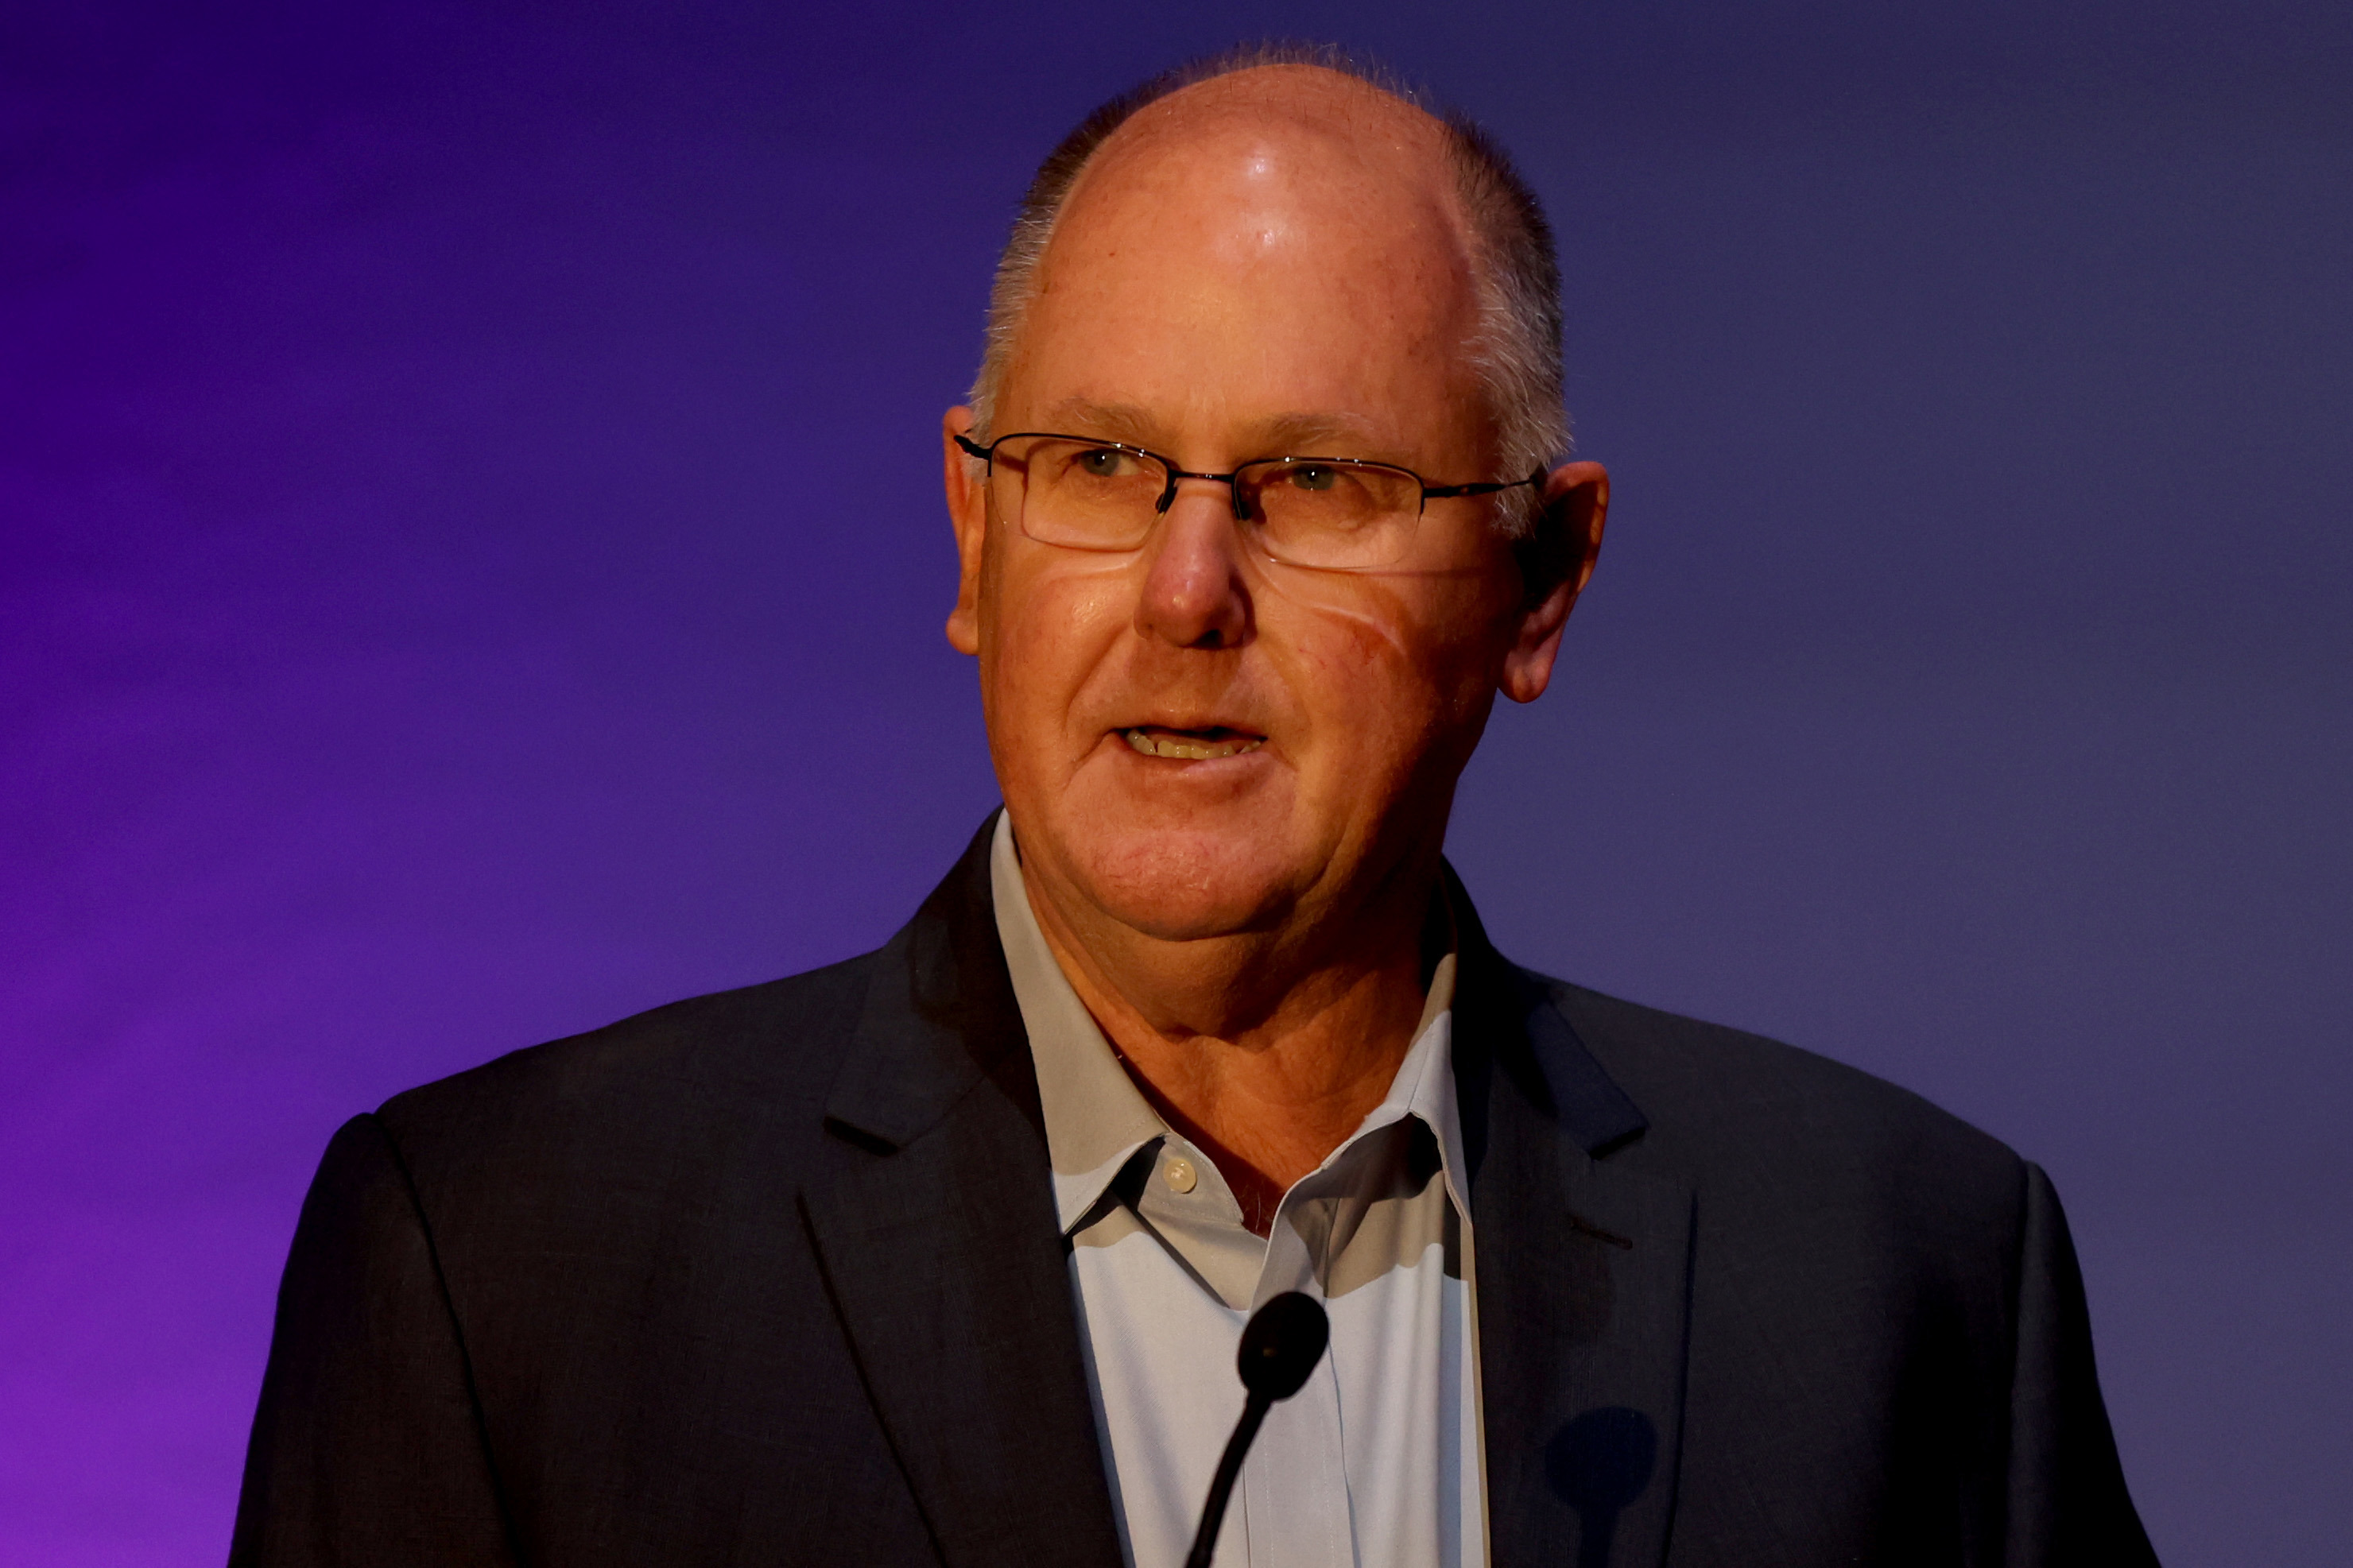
[1153,463,1253,522]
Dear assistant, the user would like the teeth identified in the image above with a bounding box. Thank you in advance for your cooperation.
[1124,728,1265,761]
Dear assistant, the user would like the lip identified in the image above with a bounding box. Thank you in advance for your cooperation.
[1116,722,1268,761]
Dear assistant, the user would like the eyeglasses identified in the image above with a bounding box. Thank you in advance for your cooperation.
[956,431,1540,571]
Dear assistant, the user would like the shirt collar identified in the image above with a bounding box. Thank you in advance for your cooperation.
[990,811,1467,1236]
[990,814,1167,1233]
[1344,947,1470,1221]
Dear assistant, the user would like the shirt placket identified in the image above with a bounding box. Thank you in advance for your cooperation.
[1229,1134,1395,1568]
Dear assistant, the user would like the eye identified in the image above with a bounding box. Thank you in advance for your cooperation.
[1076,447,1130,478]
[1289,463,1339,492]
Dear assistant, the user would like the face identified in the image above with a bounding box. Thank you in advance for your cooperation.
[944,70,1599,948]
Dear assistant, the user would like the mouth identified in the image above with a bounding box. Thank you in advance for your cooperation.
[1120,724,1266,761]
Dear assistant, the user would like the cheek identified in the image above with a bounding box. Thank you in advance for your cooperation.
[1266,571,1504,748]
[979,550,1136,729]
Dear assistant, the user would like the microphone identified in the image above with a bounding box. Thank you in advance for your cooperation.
[1183,1291,1331,1568]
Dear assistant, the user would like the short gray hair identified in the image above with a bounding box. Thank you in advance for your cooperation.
[965,42,1569,536]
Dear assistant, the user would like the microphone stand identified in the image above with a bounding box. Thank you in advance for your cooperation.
[1183,1291,1329,1568]
[1184,1392,1272,1568]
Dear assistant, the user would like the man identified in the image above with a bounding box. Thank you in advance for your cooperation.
[232,45,2157,1568]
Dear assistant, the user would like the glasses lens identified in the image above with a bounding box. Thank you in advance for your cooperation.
[1242,460,1421,568]
[997,436,1165,551]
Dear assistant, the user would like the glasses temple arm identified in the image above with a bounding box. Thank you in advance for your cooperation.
[1423,470,1544,499]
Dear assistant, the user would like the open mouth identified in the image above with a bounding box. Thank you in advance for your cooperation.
[1121,725,1266,761]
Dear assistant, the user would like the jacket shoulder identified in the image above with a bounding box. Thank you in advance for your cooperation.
[371,948,877,1193]
[1540,975,2029,1249]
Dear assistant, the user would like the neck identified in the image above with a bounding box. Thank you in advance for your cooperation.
[1021,846,1444,1234]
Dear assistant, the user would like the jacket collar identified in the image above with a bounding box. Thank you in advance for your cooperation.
[1445,859,1648,1180]
[821,811,1043,1154]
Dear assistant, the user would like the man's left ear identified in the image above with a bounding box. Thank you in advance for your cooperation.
[1499,460,1609,704]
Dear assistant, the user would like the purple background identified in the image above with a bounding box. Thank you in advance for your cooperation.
[5,2,2348,1562]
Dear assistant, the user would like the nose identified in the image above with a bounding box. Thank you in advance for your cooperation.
[1135,479,1252,651]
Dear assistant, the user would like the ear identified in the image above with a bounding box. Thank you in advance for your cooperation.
[943,407,988,656]
[1499,460,1609,704]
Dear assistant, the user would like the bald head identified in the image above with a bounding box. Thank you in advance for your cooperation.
[1058,67,1472,290]
[1009,68,1488,467]
[967,46,1568,532]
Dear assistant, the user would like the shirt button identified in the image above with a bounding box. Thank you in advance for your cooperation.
[1163,1156,1199,1194]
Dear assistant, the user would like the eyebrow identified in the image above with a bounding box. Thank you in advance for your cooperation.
[1036,399,1161,445]
[1033,400,1398,464]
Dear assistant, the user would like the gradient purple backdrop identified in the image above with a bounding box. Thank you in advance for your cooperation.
[4,2,2348,1562]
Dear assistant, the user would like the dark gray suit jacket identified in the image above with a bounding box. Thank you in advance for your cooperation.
[231,817,2157,1566]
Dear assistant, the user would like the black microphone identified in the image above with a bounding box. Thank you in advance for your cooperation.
[1183,1291,1331,1568]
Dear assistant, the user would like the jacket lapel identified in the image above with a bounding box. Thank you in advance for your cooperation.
[1452,872,1695,1568]
[800,817,1124,1568]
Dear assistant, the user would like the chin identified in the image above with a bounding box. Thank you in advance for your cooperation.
[1066,821,1305,943]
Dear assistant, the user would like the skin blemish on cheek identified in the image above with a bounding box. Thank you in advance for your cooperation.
[1294,596,1415,667]
[1253,566,1466,663]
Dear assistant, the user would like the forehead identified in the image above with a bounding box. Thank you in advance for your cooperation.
[1007,68,1485,439]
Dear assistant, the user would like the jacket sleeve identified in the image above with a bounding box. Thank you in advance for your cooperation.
[2003,1161,2161,1566]
[230,1113,520,1567]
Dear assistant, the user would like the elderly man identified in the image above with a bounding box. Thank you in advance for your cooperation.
[233,47,2156,1568]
